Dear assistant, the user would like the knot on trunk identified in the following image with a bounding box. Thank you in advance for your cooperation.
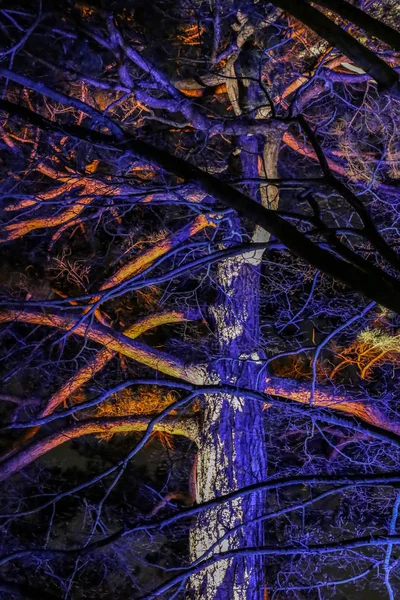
[208,350,267,391]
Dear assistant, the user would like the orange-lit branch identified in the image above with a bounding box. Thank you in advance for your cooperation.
[273,0,399,92]
[0,196,94,241]
[1,174,140,240]
[42,311,193,418]
[177,24,205,46]
[277,57,344,109]
[4,161,90,212]
[86,213,217,322]
[98,214,216,294]
[2,309,398,435]
[0,309,202,383]
[330,330,400,380]
[283,131,346,176]
[2,311,194,457]
[36,217,214,420]
[5,180,87,212]
[0,416,197,482]
[283,131,398,196]
[265,376,400,436]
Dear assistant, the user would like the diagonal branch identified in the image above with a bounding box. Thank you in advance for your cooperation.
[92,213,216,304]
[1,310,195,459]
[272,0,400,93]
[0,66,124,139]
[142,534,400,599]
[297,114,400,270]
[0,415,198,483]
[1,380,400,481]
[0,308,201,383]
[264,376,399,435]
[309,0,400,52]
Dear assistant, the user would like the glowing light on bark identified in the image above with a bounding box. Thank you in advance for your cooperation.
[0,417,195,483]
[0,310,201,383]
[190,251,267,599]
[42,312,190,418]
[264,376,400,435]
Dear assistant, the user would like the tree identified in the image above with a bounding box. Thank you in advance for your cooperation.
[0,1,400,598]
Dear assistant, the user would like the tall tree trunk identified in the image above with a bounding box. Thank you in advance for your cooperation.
[189,257,267,599]
[188,126,281,597]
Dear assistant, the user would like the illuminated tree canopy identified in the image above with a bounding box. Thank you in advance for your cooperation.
[0,1,400,598]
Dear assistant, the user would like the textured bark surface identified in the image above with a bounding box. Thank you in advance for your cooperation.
[188,121,280,597]
[189,392,267,599]
[189,255,267,598]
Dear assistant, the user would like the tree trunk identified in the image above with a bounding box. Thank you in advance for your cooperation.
[188,61,281,590]
[189,386,267,598]
[189,257,268,599]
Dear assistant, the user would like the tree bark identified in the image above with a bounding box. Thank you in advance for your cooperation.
[189,388,267,598]
[188,114,279,598]
[189,257,267,599]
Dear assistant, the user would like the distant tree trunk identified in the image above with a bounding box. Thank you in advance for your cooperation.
[189,130,281,598]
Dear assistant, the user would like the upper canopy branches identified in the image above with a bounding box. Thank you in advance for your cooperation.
[272,0,400,93]
[309,0,400,52]
[0,3,399,310]
[2,95,400,313]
